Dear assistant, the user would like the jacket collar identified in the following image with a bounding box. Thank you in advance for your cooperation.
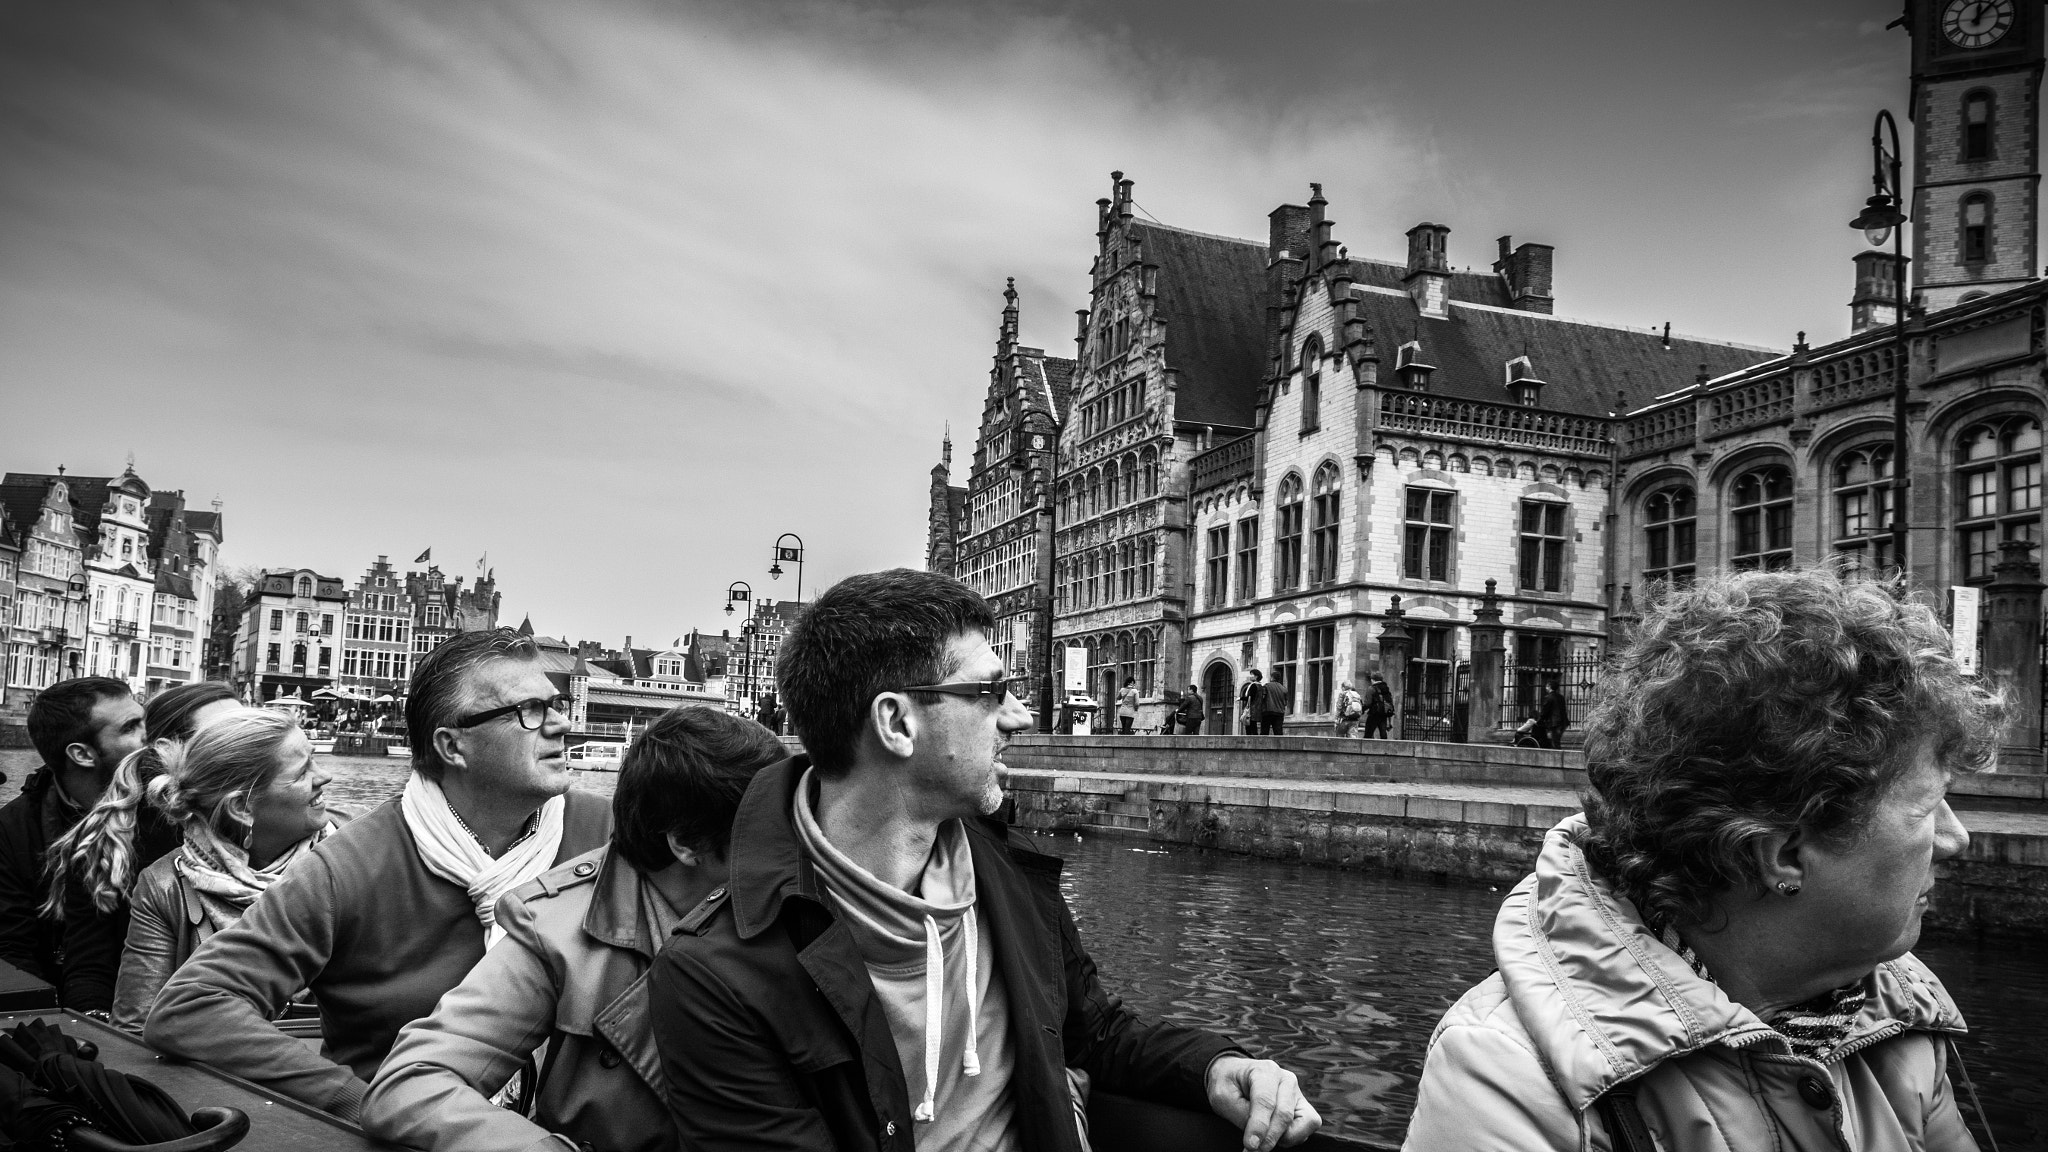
[580,841,666,958]
[727,755,821,941]
[1498,814,1968,1112]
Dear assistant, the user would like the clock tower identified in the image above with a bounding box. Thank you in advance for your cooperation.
[1905,0,2045,311]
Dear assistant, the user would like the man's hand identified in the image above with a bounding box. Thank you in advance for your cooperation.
[1204,1054,1322,1152]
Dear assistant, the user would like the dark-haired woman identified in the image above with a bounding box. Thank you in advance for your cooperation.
[41,681,244,1013]
[112,710,341,1032]
[1404,566,2005,1152]
[362,704,786,1152]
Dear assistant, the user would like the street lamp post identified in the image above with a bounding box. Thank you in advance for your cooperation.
[724,581,753,716]
[768,534,806,603]
[1848,108,1912,574]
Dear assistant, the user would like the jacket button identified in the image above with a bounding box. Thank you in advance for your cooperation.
[598,1047,622,1069]
[573,862,596,877]
[884,1121,896,1136]
[1797,1074,1833,1110]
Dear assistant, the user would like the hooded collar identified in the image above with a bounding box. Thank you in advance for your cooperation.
[1496,814,1968,1113]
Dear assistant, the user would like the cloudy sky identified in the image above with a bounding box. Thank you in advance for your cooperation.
[0,0,1924,643]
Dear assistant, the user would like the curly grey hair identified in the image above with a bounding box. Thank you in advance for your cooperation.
[1581,566,2007,929]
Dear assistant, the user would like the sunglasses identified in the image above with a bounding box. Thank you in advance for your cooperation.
[899,677,1032,701]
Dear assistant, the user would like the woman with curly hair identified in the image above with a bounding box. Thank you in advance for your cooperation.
[112,709,342,1032]
[1404,566,2005,1152]
[39,681,243,1014]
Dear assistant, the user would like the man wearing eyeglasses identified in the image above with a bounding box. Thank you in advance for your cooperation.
[144,629,612,1122]
[650,568,1322,1152]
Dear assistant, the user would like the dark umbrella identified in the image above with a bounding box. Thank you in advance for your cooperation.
[0,1022,246,1152]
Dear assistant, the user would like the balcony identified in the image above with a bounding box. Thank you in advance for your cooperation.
[107,619,140,640]
[37,627,68,648]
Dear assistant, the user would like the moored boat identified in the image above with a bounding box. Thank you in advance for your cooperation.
[566,741,626,771]
[384,743,411,758]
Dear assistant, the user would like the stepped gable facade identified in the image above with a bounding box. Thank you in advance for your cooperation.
[0,475,90,719]
[1050,173,1270,729]
[1186,185,1772,737]
[930,279,1076,709]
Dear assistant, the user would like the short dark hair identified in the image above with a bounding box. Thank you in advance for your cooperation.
[612,705,786,869]
[144,681,240,744]
[1582,567,2007,929]
[406,629,542,778]
[777,569,996,776]
[27,677,133,772]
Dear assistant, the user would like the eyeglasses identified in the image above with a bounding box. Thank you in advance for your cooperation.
[899,677,1031,701]
[452,693,573,731]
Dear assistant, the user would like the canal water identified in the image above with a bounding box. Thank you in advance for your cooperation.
[3,750,2044,1147]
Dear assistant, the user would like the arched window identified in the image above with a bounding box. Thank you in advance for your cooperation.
[1963,90,1994,162]
[1730,464,1794,570]
[1140,448,1159,497]
[1275,472,1305,591]
[295,576,312,597]
[1117,631,1136,694]
[1642,485,1696,586]
[1084,552,1099,607]
[1309,463,1341,586]
[1831,446,1895,575]
[1086,468,1102,516]
[1057,480,1074,524]
[1961,193,1992,264]
[1300,336,1324,433]
[1136,629,1156,696]
[1120,455,1137,504]
[1957,415,2042,580]
[1118,541,1135,600]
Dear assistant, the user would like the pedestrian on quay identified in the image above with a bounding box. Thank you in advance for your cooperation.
[1333,682,1363,738]
[144,629,612,1123]
[1363,673,1393,739]
[1257,674,1288,736]
[0,677,145,1009]
[39,681,242,1019]
[112,710,346,1034]
[1405,567,2005,1152]
[1535,676,1570,749]
[364,704,785,1152]
[1116,677,1139,735]
[1173,683,1204,736]
[649,568,1322,1152]
[1238,669,1264,734]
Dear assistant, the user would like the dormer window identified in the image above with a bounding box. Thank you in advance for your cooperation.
[1504,356,1545,407]
[1395,341,1435,390]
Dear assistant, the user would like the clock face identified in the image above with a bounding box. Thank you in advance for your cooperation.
[1943,0,2015,48]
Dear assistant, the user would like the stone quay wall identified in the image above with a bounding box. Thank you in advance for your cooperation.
[1000,735,2048,937]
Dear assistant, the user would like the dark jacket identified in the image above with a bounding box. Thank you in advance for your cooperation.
[1537,689,1569,736]
[649,755,1241,1152]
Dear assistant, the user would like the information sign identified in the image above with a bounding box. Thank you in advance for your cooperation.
[1951,586,1982,675]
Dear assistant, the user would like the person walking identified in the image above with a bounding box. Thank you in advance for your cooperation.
[1116,678,1139,735]
[1363,673,1394,739]
[1405,568,2003,1152]
[0,677,146,1010]
[363,705,786,1152]
[1535,676,1570,749]
[1334,683,1363,738]
[1238,670,1264,735]
[648,569,1321,1152]
[42,681,243,1019]
[112,711,344,1033]
[1257,675,1288,736]
[144,630,613,1122]
[1173,684,1204,736]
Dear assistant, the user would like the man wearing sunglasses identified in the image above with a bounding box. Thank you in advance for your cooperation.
[651,568,1321,1152]
[145,629,612,1122]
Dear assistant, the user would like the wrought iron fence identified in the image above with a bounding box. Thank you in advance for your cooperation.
[1498,658,1604,743]
[1402,661,1467,742]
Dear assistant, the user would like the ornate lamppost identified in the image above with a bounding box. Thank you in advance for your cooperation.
[768,534,805,603]
[1848,108,1912,573]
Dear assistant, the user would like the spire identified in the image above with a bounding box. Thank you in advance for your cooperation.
[1000,277,1019,351]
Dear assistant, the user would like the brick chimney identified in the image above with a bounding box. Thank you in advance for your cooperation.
[1404,223,1452,318]
[1493,236,1555,314]
[1849,250,1906,334]
[1268,202,1311,266]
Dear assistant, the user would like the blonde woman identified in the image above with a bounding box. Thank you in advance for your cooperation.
[112,711,343,1033]
[40,681,242,1013]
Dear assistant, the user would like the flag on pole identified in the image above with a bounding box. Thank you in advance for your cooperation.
[478,553,487,573]
[777,546,801,561]
[414,548,432,563]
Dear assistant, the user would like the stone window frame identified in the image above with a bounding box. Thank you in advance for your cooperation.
[1269,625,1300,714]
[1309,461,1343,587]
[1401,483,1457,583]
[1304,621,1337,715]
[1728,463,1795,571]
[1955,413,2043,582]
[1275,471,1306,591]
[1205,524,1231,608]
[1830,443,1897,577]
[1234,516,1260,604]
[1959,191,1996,266]
[1960,87,1997,163]
[1516,495,1570,594]
[1300,335,1324,434]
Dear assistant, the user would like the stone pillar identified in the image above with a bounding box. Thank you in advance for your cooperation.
[1984,539,2044,773]
[1377,596,1412,739]
[1466,579,1508,742]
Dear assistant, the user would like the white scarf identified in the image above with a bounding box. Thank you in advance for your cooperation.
[399,772,565,949]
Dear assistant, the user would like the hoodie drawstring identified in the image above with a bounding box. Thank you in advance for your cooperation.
[912,909,983,1124]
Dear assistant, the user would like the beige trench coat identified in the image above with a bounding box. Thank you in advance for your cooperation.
[1405,815,1980,1152]
[364,845,707,1152]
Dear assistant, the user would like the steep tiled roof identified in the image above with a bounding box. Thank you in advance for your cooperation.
[154,569,196,599]
[1132,223,1269,429]
[0,479,58,547]
[184,510,221,538]
[1033,354,1077,424]
[5,473,114,537]
[1350,287,1776,418]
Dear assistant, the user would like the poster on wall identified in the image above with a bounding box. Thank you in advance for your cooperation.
[1063,646,1087,693]
[1950,586,1982,676]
